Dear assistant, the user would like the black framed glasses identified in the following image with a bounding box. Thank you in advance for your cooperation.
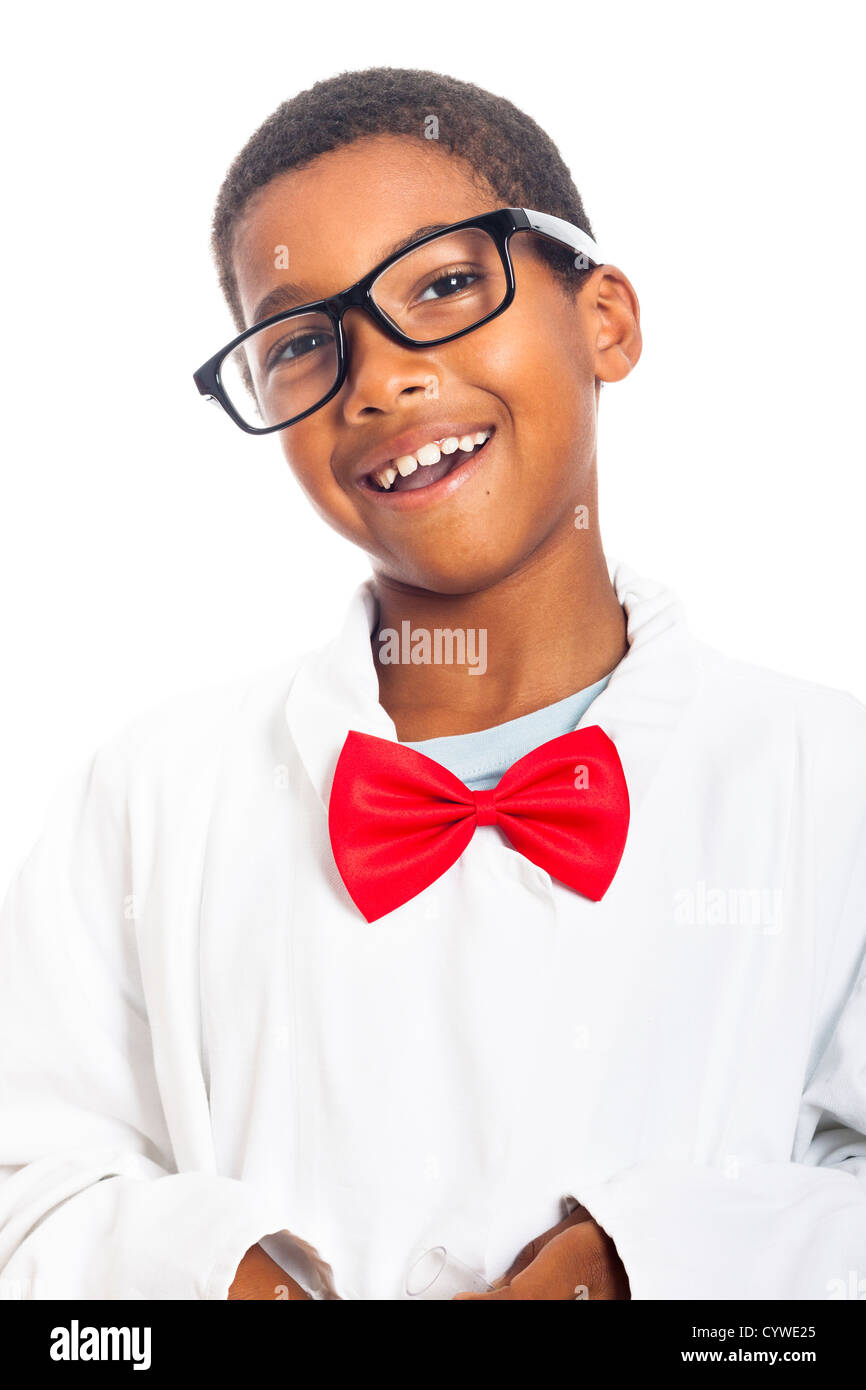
[193,208,604,435]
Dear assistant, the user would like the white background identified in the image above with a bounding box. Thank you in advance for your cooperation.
[1,0,863,886]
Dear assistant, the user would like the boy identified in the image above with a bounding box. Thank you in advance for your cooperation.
[1,66,864,1302]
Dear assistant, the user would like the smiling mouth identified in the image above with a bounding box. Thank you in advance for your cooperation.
[361,428,495,494]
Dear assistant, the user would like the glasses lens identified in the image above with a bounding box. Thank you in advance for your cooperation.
[371,227,507,342]
[219,310,339,429]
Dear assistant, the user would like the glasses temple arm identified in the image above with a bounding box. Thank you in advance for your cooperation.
[521,208,604,266]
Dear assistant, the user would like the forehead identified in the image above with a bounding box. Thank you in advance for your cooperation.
[231,134,497,327]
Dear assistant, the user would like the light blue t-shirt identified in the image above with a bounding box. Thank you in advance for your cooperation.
[402,673,612,790]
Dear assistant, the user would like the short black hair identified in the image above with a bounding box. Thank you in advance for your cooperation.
[212,65,597,332]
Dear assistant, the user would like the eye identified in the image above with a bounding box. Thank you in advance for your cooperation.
[416,265,480,303]
[266,327,334,370]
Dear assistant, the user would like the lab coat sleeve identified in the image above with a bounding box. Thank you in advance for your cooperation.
[0,742,288,1300]
[568,897,866,1299]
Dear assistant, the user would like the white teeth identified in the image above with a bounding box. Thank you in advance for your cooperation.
[416,442,441,467]
[373,464,398,489]
[369,429,492,490]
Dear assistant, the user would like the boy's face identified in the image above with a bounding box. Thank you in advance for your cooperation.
[231,134,632,595]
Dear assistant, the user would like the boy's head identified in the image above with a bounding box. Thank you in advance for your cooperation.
[210,67,640,595]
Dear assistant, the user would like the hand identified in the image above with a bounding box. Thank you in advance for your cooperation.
[228,1242,312,1300]
[453,1204,630,1300]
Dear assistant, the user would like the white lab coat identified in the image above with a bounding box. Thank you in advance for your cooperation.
[1,557,865,1300]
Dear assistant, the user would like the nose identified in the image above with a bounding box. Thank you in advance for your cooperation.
[336,305,439,420]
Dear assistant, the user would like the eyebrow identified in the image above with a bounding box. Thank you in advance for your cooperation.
[249,222,452,327]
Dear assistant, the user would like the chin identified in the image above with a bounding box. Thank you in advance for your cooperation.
[381,548,535,599]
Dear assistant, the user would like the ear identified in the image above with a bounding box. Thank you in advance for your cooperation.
[587,265,643,386]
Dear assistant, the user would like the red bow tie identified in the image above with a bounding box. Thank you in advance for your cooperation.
[328,725,629,923]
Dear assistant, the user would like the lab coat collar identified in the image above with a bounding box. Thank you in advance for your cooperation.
[284,555,709,813]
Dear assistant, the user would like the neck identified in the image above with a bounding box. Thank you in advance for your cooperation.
[372,524,628,742]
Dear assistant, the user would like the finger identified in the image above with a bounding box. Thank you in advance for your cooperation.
[497,1206,595,1286]
[498,1244,537,1285]
[505,1226,596,1300]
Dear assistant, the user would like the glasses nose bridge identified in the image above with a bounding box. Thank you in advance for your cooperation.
[328,279,409,362]
[328,277,375,320]
[327,281,436,414]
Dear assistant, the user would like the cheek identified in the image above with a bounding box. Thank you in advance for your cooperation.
[278,432,363,540]
[468,302,585,418]
[523,317,593,458]
[279,432,323,495]
[278,417,344,504]
[488,310,594,511]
